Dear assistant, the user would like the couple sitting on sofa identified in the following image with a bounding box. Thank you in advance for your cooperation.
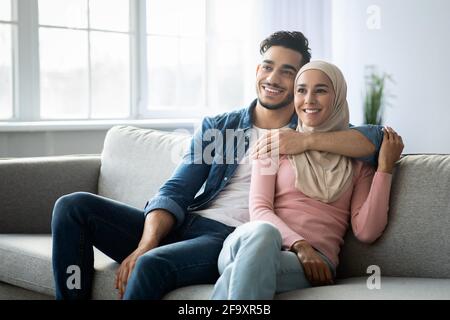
[51,30,403,300]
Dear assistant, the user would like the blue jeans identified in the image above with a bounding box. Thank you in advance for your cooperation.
[211,221,336,300]
[51,192,234,300]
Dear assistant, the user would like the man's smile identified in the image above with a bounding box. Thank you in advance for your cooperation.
[261,84,285,97]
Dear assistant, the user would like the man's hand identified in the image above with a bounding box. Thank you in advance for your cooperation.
[377,126,404,174]
[251,129,310,159]
[115,209,174,299]
[115,245,154,299]
[291,240,334,286]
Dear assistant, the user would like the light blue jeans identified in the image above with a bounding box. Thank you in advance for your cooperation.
[211,221,336,300]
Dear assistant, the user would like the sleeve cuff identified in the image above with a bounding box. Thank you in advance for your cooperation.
[284,235,305,251]
[144,196,186,229]
[374,170,393,182]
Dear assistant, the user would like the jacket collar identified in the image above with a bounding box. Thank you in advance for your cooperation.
[239,99,298,130]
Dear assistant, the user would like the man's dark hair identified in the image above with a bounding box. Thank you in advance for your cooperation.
[260,31,311,65]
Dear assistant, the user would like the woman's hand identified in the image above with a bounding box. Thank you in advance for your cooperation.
[377,127,404,174]
[291,240,334,286]
[115,246,151,299]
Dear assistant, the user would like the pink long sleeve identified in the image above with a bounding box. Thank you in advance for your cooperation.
[350,166,392,243]
[249,158,305,247]
[248,156,393,267]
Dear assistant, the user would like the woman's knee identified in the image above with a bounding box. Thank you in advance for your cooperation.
[218,222,281,272]
[224,221,282,251]
[246,221,282,245]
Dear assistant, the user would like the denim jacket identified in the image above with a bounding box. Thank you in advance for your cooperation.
[144,100,384,228]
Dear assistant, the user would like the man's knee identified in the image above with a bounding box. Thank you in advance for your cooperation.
[52,192,96,227]
[134,252,171,279]
[126,252,173,299]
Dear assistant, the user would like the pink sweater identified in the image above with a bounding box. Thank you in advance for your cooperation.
[249,156,392,268]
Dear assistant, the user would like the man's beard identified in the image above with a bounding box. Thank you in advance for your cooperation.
[258,93,294,110]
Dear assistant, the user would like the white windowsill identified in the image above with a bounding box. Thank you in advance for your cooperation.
[0,119,200,132]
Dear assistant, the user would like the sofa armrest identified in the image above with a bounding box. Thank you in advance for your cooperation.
[0,155,101,234]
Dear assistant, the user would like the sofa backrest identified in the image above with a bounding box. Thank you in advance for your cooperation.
[100,126,450,279]
[98,126,190,209]
[338,154,450,279]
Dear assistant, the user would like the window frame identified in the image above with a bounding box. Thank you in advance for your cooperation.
[0,0,19,120]
[2,0,221,123]
[37,0,134,121]
[13,0,40,121]
[138,0,210,119]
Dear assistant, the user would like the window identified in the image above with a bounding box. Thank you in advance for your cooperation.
[1,0,259,123]
[0,0,14,119]
[146,0,206,113]
[206,0,255,111]
[143,0,256,117]
[38,0,131,119]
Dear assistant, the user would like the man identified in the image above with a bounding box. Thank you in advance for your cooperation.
[52,31,383,300]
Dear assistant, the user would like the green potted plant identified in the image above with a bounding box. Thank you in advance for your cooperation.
[363,65,394,125]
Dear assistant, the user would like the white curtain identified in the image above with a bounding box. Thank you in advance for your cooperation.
[253,0,331,61]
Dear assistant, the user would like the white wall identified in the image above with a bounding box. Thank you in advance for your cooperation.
[253,0,331,61]
[0,130,107,158]
[0,123,195,158]
[331,0,450,153]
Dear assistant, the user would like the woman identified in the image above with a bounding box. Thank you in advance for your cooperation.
[211,61,404,299]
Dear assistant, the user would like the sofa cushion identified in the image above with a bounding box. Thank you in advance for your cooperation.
[275,277,450,300]
[163,285,214,300]
[163,277,450,300]
[338,155,450,279]
[0,234,118,300]
[98,126,190,209]
[0,281,52,300]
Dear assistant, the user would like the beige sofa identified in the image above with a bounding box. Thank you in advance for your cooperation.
[1,126,449,299]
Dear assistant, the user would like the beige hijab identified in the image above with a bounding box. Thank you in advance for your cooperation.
[288,61,353,203]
